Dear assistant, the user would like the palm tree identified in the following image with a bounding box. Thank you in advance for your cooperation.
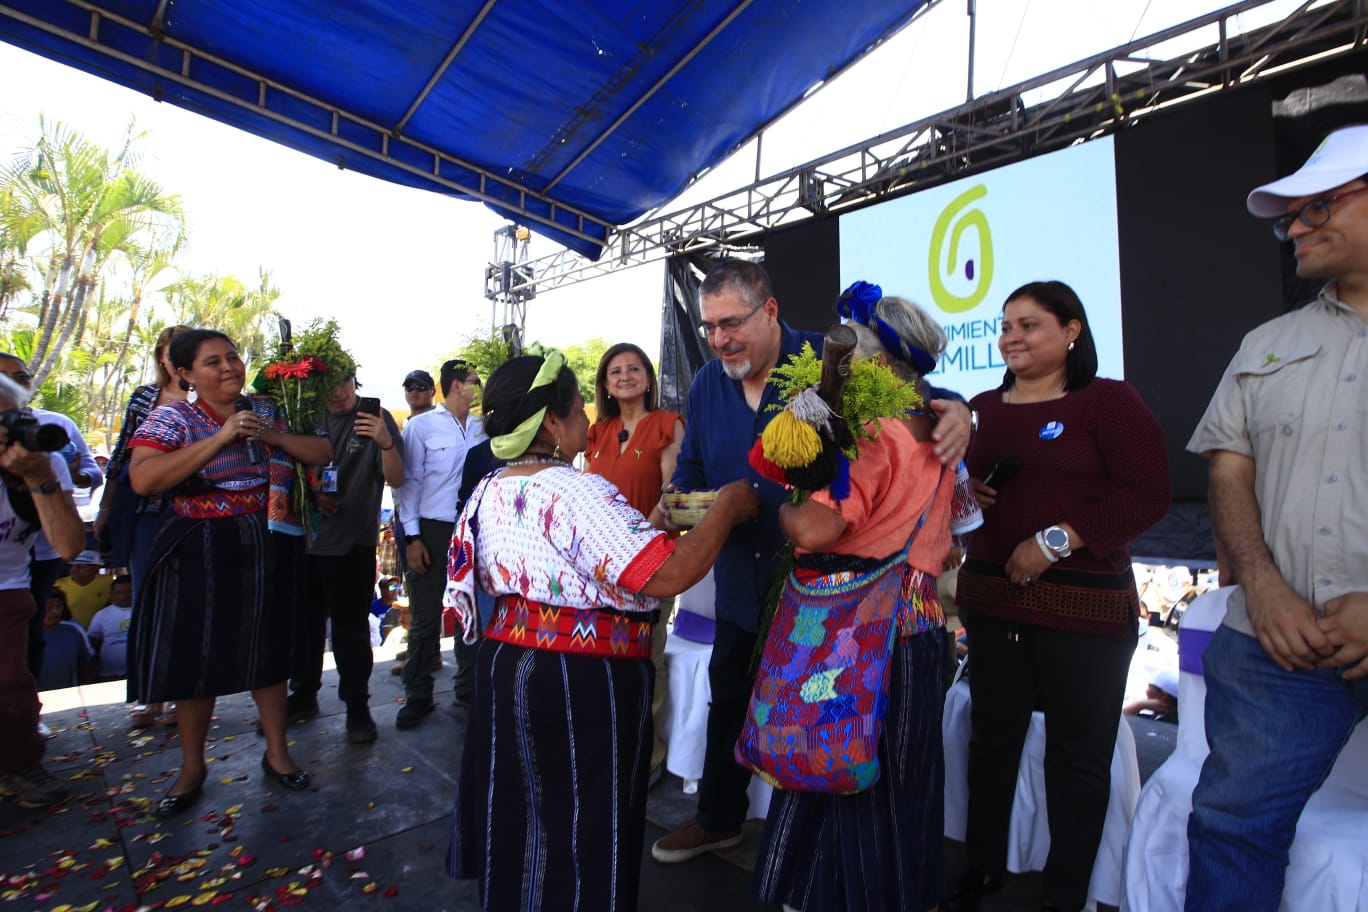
[162,267,280,369]
[89,239,179,422]
[1,117,185,388]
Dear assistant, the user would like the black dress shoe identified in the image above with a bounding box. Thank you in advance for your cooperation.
[260,752,310,790]
[155,778,205,818]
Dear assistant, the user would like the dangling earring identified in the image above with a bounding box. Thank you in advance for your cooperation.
[1068,341,1075,351]
[553,438,563,461]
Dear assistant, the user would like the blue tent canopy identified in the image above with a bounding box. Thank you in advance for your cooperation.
[0,0,930,259]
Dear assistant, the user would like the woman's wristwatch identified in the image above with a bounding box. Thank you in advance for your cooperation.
[1035,525,1072,563]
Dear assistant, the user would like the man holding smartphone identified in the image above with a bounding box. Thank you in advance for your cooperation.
[287,372,404,743]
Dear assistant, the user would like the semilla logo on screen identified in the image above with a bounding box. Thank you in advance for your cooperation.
[929,185,993,314]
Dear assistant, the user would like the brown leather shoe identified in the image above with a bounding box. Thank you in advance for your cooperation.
[650,818,742,863]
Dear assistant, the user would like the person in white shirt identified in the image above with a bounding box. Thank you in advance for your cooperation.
[88,575,134,680]
[395,358,486,729]
[0,354,103,683]
[0,373,85,809]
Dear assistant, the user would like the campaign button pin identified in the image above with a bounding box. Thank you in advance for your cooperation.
[1039,421,1064,440]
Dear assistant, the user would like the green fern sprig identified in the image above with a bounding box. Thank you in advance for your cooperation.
[766,340,925,456]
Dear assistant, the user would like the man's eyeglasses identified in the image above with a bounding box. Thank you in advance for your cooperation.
[697,300,765,340]
[403,384,432,392]
[1272,186,1368,241]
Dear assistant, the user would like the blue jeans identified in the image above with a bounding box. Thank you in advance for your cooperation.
[1186,626,1368,911]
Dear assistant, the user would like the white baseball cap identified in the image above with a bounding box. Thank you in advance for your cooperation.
[70,549,103,566]
[1247,124,1368,216]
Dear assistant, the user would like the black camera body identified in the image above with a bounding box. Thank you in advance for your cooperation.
[0,409,69,452]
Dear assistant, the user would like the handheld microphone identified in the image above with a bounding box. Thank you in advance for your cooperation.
[982,454,1021,490]
[234,398,263,465]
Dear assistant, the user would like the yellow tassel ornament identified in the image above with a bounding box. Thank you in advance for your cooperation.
[761,409,823,468]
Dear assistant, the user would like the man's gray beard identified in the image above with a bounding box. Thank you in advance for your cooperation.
[720,358,752,381]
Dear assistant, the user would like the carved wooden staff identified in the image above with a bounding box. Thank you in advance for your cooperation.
[817,322,857,452]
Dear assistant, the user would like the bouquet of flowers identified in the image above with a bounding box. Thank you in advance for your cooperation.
[749,338,923,499]
[253,318,356,532]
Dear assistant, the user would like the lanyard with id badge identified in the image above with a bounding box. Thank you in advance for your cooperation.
[323,397,382,493]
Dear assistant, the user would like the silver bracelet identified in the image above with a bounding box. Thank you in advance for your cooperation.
[1034,530,1059,563]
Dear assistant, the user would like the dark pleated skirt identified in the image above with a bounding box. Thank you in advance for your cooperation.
[449,638,654,912]
[753,628,947,912]
[127,510,301,703]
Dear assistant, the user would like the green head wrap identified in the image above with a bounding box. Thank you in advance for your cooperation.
[489,349,568,460]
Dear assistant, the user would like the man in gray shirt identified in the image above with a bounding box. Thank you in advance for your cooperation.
[287,372,404,742]
[1185,124,1368,910]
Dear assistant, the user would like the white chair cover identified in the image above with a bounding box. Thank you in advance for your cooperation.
[943,677,1142,910]
[659,573,772,820]
[671,563,716,644]
[1120,586,1368,911]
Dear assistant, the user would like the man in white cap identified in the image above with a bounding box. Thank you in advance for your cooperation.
[1186,123,1368,910]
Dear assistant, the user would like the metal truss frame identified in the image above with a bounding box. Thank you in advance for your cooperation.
[503,0,1368,297]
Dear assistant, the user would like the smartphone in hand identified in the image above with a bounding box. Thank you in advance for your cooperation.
[357,396,381,417]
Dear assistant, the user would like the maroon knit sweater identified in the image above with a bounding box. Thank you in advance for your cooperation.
[958,378,1170,633]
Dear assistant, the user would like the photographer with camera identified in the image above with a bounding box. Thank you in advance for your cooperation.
[0,373,86,809]
[0,353,103,685]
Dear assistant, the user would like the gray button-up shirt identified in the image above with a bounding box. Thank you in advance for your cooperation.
[1188,283,1368,634]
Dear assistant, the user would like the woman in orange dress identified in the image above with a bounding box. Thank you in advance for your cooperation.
[584,342,684,776]
[585,343,683,516]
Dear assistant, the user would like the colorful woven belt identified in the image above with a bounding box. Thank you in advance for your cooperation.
[175,488,267,519]
[485,594,654,660]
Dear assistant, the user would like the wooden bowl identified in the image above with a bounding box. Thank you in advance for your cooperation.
[662,489,719,528]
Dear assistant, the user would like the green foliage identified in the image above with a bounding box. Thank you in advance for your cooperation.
[2,117,187,394]
[448,326,517,388]
[0,117,292,446]
[291,318,357,388]
[444,331,609,407]
[767,342,924,454]
[162,269,279,369]
[559,337,611,405]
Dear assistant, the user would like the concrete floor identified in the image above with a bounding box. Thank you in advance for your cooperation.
[4,640,779,912]
[4,639,1174,911]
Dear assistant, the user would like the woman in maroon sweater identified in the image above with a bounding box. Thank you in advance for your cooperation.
[946,281,1169,912]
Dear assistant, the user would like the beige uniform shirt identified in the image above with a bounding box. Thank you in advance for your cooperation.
[1187,284,1368,634]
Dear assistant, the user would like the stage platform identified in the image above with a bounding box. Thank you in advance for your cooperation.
[3,636,1169,911]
